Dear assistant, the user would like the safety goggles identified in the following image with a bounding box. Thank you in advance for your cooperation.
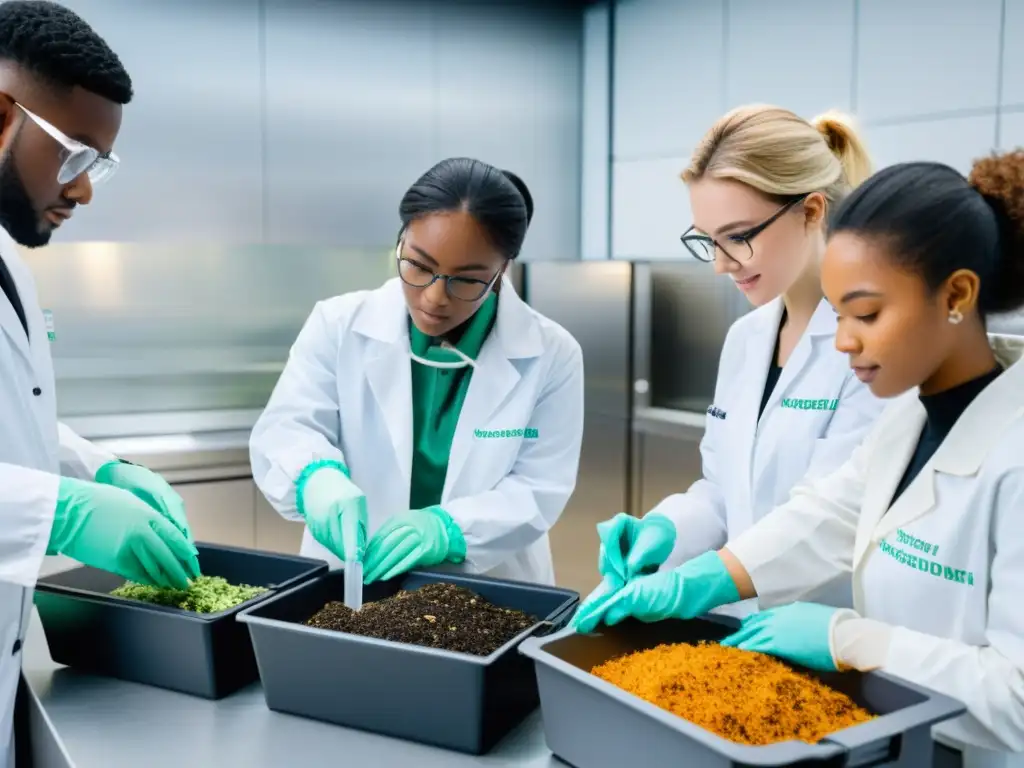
[16,103,120,185]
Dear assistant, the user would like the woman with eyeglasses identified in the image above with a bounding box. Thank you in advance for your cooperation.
[250,157,584,586]
[579,105,886,621]
[574,154,1024,767]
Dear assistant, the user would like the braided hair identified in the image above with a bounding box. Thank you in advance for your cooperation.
[0,1,131,103]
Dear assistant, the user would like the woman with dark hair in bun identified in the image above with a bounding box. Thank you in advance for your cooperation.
[579,151,1024,763]
[250,158,584,586]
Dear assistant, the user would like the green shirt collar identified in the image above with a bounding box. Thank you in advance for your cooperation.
[409,292,498,363]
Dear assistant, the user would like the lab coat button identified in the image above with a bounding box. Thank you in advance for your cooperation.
[11,639,20,655]
[31,387,41,396]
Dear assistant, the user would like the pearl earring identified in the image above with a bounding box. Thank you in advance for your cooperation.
[948,309,964,325]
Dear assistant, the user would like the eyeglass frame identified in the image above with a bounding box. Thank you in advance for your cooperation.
[15,102,120,185]
[680,193,810,263]
[395,240,504,302]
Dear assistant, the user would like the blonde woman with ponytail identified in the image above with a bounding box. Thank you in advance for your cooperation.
[575,105,887,631]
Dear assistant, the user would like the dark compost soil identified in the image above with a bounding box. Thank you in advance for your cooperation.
[304,582,538,656]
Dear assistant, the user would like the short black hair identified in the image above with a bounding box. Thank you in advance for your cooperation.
[829,153,1024,316]
[0,0,132,104]
[399,157,534,260]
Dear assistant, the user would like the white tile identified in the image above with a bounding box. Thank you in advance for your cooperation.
[864,115,997,176]
[856,0,1002,122]
[612,157,694,259]
[726,0,855,119]
[613,0,726,159]
[999,112,1024,150]
[1002,0,1024,106]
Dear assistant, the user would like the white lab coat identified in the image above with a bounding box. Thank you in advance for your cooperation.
[0,231,115,767]
[651,297,885,616]
[250,277,584,585]
[729,334,1024,767]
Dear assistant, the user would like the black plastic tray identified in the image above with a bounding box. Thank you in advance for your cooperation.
[237,569,579,754]
[520,615,966,767]
[33,542,328,699]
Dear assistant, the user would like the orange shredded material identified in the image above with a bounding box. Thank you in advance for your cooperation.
[591,642,875,746]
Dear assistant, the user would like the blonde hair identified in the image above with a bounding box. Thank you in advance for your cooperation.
[682,104,873,210]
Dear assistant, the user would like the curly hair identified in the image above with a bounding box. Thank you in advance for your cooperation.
[0,0,131,103]
[968,150,1024,313]
[829,151,1024,316]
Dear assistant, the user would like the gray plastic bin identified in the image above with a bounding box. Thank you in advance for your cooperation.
[520,616,967,767]
[34,542,328,699]
[237,569,579,754]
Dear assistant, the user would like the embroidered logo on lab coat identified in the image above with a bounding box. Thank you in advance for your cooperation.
[706,405,727,420]
[474,428,538,440]
[878,528,975,587]
[781,398,838,411]
[42,309,55,342]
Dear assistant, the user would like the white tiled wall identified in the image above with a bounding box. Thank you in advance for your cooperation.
[593,0,1024,260]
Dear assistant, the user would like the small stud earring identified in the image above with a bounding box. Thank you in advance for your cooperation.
[948,309,964,325]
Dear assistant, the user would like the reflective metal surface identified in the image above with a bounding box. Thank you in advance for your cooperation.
[22,613,558,768]
[52,0,583,258]
[524,261,632,594]
[633,431,703,517]
[51,0,265,244]
[628,262,744,516]
[633,261,746,413]
[22,242,394,420]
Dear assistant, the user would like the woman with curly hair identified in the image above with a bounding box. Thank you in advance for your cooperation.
[576,151,1024,764]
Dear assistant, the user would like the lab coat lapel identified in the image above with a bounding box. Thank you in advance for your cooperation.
[365,344,413,490]
[0,244,31,367]
[766,299,836,410]
[873,339,1024,545]
[354,280,415,490]
[444,281,540,497]
[445,340,518,492]
[733,299,782,505]
[853,398,926,567]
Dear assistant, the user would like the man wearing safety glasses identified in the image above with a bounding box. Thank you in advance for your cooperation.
[0,4,199,764]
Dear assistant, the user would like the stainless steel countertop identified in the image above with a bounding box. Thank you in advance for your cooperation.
[60,409,260,483]
[21,610,562,768]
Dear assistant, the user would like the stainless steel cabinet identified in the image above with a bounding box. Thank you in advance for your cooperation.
[524,262,633,595]
[173,479,255,549]
[630,412,704,516]
[549,411,630,595]
[635,432,703,514]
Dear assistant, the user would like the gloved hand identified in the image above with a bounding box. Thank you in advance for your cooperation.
[363,506,466,584]
[50,477,200,590]
[597,512,676,583]
[572,550,739,633]
[720,602,839,671]
[297,462,368,563]
[95,461,193,543]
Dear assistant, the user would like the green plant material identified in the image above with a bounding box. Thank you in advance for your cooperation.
[110,575,268,613]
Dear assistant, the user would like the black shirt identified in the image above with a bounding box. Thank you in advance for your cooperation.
[889,366,1004,507]
[758,311,786,420]
[0,253,28,337]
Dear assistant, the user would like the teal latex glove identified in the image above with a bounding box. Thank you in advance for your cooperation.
[598,512,676,583]
[363,506,467,584]
[573,550,739,633]
[50,477,200,590]
[720,602,839,671]
[95,461,193,543]
[297,462,368,563]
